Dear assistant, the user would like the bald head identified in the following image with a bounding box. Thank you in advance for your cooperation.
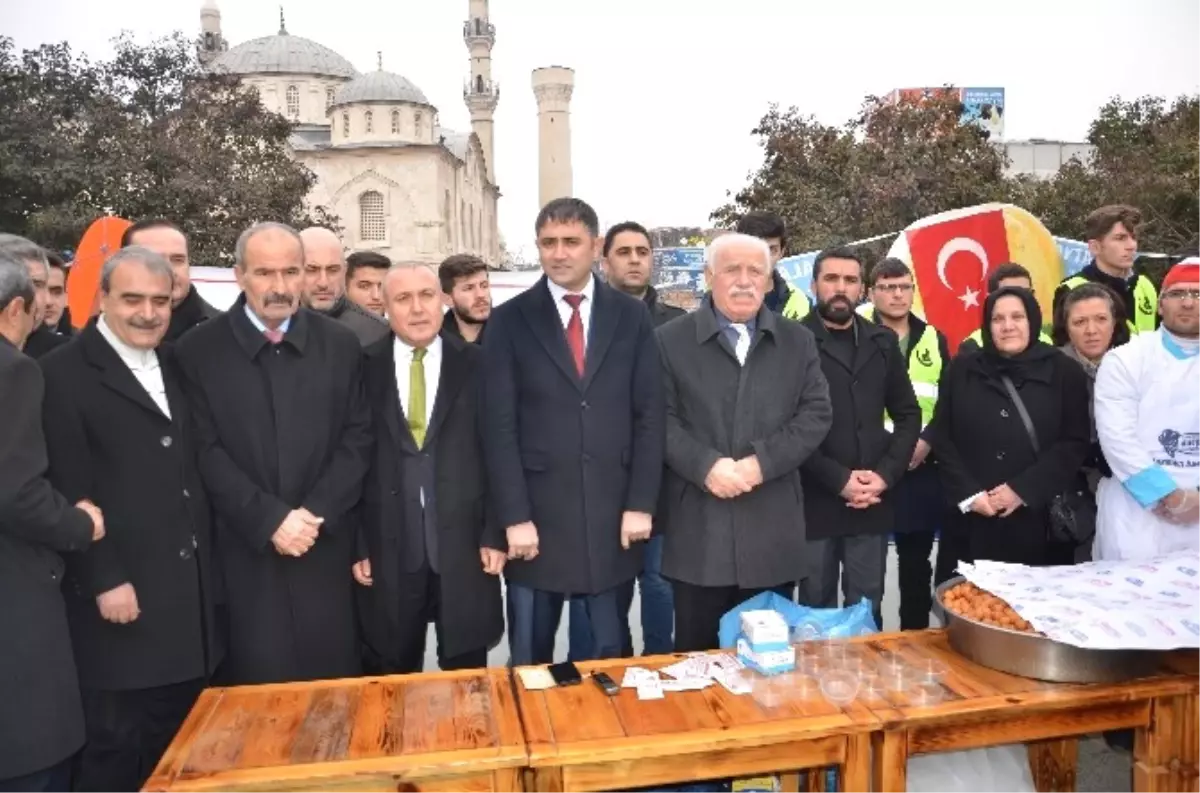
[299,227,346,311]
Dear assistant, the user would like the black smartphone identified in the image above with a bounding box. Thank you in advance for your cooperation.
[548,661,582,687]
[591,671,619,696]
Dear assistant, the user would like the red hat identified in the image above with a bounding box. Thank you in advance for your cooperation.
[1163,260,1200,291]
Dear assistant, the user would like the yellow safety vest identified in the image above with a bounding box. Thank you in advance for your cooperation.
[964,327,1054,347]
[1062,273,1157,335]
[856,306,941,431]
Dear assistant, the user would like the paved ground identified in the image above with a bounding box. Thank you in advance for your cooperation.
[421,541,1132,791]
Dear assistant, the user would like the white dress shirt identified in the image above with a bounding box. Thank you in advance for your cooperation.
[243,304,292,334]
[97,315,171,418]
[545,275,595,350]
[393,334,441,438]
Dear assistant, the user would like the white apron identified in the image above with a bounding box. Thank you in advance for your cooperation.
[1094,331,1200,561]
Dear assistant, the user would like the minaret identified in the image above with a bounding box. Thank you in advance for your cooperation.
[532,66,574,207]
[198,0,227,68]
[463,0,499,185]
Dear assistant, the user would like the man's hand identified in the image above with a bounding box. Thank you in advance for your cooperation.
[734,456,764,489]
[705,458,752,499]
[1155,490,1200,525]
[77,499,105,541]
[969,493,998,517]
[987,484,1024,517]
[620,511,653,550]
[97,583,139,624]
[506,521,539,561]
[272,510,322,557]
[352,558,373,586]
[909,439,932,471]
[480,547,507,575]
[840,471,883,509]
[856,470,888,496]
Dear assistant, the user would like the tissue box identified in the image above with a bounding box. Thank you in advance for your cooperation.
[736,610,794,675]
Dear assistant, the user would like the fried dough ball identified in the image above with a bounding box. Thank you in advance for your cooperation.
[941,582,1038,634]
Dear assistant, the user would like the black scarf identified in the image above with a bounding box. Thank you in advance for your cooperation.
[974,286,1059,385]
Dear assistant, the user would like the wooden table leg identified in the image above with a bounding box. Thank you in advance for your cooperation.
[803,768,827,792]
[840,733,870,792]
[1028,737,1079,792]
[528,767,564,793]
[872,730,908,793]
[1134,693,1199,792]
[779,771,801,792]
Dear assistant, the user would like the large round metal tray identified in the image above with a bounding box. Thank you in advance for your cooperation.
[933,576,1163,684]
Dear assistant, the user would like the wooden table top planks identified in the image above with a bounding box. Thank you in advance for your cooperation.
[143,668,527,792]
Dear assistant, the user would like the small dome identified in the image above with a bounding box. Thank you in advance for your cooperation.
[211,32,357,79]
[331,70,430,109]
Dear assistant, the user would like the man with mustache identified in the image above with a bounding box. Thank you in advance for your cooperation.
[799,247,920,629]
[438,254,492,344]
[121,219,220,343]
[656,233,832,651]
[176,222,373,685]
[39,248,221,792]
[298,227,389,347]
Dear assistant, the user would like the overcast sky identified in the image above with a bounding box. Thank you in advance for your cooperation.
[8,0,1199,258]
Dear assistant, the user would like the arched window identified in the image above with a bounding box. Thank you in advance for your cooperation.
[285,84,300,120]
[391,110,401,134]
[364,110,373,133]
[414,111,423,138]
[475,74,484,93]
[325,88,335,112]
[359,191,385,242]
[342,112,350,137]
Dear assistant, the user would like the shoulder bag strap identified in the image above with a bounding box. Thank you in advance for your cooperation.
[999,375,1041,455]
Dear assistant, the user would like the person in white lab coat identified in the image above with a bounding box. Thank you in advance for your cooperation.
[1094,260,1200,560]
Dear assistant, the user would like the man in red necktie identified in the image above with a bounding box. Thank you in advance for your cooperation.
[481,198,666,665]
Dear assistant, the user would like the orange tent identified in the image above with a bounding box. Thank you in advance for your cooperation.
[67,216,131,329]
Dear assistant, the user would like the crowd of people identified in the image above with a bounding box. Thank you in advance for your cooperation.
[0,199,1196,792]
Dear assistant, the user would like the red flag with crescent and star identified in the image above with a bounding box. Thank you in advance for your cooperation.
[906,209,1011,353]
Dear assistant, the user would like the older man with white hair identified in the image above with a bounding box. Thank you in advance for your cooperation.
[298,227,388,347]
[655,233,833,651]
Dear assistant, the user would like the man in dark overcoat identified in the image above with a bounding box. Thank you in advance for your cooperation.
[799,247,921,627]
[0,250,104,792]
[176,222,372,685]
[354,262,505,673]
[40,247,221,791]
[657,233,832,651]
[481,198,666,665]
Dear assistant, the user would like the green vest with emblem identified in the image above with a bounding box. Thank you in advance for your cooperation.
[1062,273,1157,335]
[855,305,941,430]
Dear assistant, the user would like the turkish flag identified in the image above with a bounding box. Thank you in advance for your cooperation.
[907,209,1011,353]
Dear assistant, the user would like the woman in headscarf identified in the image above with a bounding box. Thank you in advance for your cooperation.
[929,287,1092,566]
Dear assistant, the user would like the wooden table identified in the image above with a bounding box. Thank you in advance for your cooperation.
[142,668,528,792]
[514,653,876,792]
[856,631,1199,793]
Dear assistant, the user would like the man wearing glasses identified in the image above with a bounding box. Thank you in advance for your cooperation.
[1094,259,1200,561]
[857,258,952,629]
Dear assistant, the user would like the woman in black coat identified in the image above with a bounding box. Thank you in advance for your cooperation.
[930,287,1091,567]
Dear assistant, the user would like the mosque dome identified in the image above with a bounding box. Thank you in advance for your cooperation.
[210,30,357,79]
[330,69,431,109]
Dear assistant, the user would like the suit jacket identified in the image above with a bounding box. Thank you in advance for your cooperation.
[0,338,93,779]
[325,295,390,347]
[23,325,69,359]
[165,285,221,344]
[643,286,686,329]
[39,325,221,691]
[481,276,666,594]
[657,300,832,588]
[175,295,373,684]
[358,333,503,662]
[799,313,921,539]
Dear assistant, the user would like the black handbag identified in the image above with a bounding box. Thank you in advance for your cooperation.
[999,375,1097,546]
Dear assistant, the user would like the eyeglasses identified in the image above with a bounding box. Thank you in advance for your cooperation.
[1163,288,1200,302]
[873,283,914,294]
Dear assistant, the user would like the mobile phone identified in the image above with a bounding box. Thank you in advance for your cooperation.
[591,671,619,696]
[548,661,582,687]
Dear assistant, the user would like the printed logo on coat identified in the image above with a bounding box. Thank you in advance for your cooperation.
[916,347,933,367]
[1159,429,1200,465]
[1139,294,1154,315]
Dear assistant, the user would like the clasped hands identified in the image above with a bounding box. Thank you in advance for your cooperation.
[969,484,1024,517]
[704,456,763,499]
[271,508,324,557]
[1154,489,1200,525]
[840,470,887,509]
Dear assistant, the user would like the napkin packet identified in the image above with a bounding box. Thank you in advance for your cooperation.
[735,609,794,676]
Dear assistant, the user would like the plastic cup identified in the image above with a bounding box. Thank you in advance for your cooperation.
[908,657,948,685]
[875,650,910,677]
[908,681,946,706]
[819,669,860,706]
[858,674,890,703]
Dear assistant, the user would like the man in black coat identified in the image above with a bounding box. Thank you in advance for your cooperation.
[0,251,105,791]
[43,251,75,339]
[40,248,222,792]
[482,198,666,665]
[176,222,373,685]
[355,263,505,673]
[299,227,389,347]
[438,253,492,345]
[799,247,921,628]
[0,234,69,360]
[122,219,221,343]
[657,233,832,651]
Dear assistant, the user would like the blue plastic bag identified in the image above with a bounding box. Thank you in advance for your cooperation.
[718,594,878,649]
